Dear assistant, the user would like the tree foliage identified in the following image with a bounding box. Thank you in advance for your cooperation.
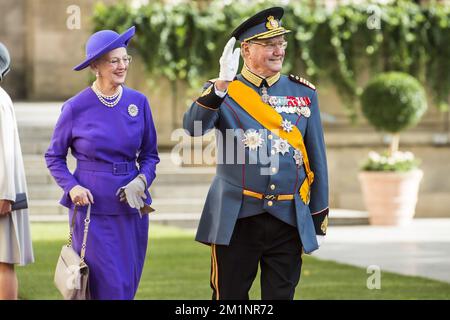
[92,0,450,120]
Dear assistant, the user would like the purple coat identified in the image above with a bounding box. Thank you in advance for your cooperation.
[45,86,159,215]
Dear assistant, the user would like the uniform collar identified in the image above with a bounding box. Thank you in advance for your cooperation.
[241,64,280,88]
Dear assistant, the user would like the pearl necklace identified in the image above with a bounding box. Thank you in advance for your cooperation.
[91,82,123,108]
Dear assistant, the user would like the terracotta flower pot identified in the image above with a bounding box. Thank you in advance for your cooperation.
[358,169,423,226]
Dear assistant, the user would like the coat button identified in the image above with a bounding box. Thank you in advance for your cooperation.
[268,201,273,206]
[271,167,277,173]
[268,134,273,140]
[270,184,276,190]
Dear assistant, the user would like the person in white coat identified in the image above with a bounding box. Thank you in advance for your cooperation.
[0,42,34,300]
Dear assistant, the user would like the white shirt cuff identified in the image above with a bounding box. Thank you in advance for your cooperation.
[316,235,325,247]
[214,84,227,98]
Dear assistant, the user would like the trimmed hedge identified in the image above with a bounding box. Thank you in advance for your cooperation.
[361,72,427,133]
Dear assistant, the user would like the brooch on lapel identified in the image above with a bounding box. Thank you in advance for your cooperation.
[242,129,264,151]
[128,104,139,117]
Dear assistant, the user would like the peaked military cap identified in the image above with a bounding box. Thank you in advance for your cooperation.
[231,7,291,42]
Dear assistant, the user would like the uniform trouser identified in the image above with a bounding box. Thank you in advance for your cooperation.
[210,213,303,300]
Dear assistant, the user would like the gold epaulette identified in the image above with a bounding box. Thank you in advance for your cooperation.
[289,74,316,90]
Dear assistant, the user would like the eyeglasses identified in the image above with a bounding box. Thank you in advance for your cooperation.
[248,41,288,51]
[102,55,133,67]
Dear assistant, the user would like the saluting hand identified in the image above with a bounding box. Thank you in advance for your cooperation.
[69,185,94,206]
[218,37,240,85]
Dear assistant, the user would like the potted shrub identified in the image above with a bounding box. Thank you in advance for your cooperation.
[358,72,428,225]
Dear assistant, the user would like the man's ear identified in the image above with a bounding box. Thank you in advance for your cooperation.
[241,42,250,59]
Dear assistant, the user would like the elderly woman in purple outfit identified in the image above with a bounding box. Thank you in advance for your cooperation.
[45,26,159,300]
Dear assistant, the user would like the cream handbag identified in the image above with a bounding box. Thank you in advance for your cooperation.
[54,204,91,300]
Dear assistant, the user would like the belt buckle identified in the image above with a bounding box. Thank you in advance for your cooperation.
[264,194,277,201]
[112,162,129,176]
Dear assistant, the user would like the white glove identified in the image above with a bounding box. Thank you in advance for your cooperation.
[116,175,147,209]
[316,235,325,247]
[218,37,240,82]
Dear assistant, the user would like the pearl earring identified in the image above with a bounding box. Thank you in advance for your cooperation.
[96,71,100,77]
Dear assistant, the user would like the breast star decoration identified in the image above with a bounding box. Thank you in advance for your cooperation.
[281,119,293,132]
[272,138,290,155]
[293,149,304,167]
[242,129,264,151]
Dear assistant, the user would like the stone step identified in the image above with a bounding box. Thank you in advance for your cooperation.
[22,153,182,173]
[28,185,64,199]
[28,198,205,216]
[23,161,214,187]
[29,213,203,229]
[26,173,54,185]
[20,141,53,155]
[154,167,214,184]
[18,126,54,141]
[29,209,369,229]
[27,182,211,201]
[23,155,75,173]
[29,200,67,215]
[149,184,211,199]
[327,209,369,225]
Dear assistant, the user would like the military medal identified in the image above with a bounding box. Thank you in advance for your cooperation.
[263,94,312,115]
[281,119,293,132]
[302,107,311,118]
[272,138,290,155]
[297,106,311,118]
[242,129,264,151]
[293,150,303,167]
[128,104,139,117]
[268,96,278,106]
[261,86,269,104]
[274,106,298,114]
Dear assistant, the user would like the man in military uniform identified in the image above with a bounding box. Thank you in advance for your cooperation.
[183,7,329,300]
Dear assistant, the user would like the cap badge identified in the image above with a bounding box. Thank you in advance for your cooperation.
[266,16,279,30]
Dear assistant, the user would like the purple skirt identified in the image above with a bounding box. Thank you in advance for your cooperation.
[68,209,149,300]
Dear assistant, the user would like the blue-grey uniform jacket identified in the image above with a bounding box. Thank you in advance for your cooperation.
[183,67,329,254]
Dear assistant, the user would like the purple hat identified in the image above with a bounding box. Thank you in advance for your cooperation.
[73,26,136,71]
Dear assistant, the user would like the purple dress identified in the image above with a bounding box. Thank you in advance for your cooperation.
[45,85,159,299]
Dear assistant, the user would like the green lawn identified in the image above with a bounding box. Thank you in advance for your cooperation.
[17,223,450,300]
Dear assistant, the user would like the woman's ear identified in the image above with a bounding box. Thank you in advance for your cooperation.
[90,62,100,78]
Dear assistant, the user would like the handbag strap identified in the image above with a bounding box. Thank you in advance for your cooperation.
[67,204,91,264]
